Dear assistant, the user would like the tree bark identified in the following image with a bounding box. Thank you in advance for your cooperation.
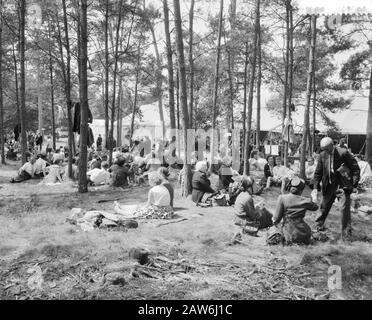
[19,0,27,164]
[244,0,260,176]
[256,5,262,148]
[163,0,176,130]
[242,41,249,160]
[104,0,109,148]
[211,0,224,131]
[228,0,237,130]
[173,0,192,196]
[0,0,4,164]
[48,21,56,151]
[78,0,89,193]
[131,46,141,141]
[12,44,20,132]
[188,0,195,128]
[300,15,316,179]
[366,66,372,166]
[116,76,123,147]
[62,0,74,177]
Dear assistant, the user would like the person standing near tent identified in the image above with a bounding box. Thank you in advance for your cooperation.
[311,137,360,240]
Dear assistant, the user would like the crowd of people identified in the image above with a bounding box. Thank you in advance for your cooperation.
[6,131,372,244]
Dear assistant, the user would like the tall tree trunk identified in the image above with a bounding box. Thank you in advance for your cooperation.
[149,23,165,139]
[176,67,180,130]
[131,46,141,141]
[173,0,192,196]
[256,6,262,148]
[312,33,317,154]
[104,0,109,147]
[243,0,260,175]
[163,0,176,130]
[366,66,372,166]
[48,21,56,151]
[19,0,27,164]
[12,44,20,128]
[109,1,123,165]
[211,0,223,131]
[37,64,43,137]
[0,0,4,164]
[228,0,237,130]
[188,0,195,128]
[300,15,316,179]
[78,0,89,193]
[242,41,249,160]
[116,76,123,147]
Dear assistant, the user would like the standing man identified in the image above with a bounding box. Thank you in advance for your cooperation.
[96,134,103,151]
[312,137,360,240]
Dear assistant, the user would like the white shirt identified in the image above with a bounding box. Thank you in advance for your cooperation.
[20,162,34,176]
[358,160,372,182]
[148,185,171,207]
[46,139,53,149]
[34,158,47,175]
[273,165,288,179]
[87,168,111,185]
[305,163,316,180]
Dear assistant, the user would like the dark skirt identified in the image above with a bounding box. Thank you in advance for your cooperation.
[282,218,311,245]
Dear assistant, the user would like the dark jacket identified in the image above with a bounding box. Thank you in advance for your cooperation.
[192,170,214,203]
[264,163,274,179]
[218,165,233,190]
[313,147,360,195]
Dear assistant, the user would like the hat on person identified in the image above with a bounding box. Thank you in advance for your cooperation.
[288,176,305,194]
[320,137,334,151]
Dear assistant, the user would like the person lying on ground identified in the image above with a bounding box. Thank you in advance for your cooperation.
[234,176,273,231]
[34,153,48,178]
[265,156,289,194]
[158,167,174,208]
[40,159,64,184]
[10,157,36,183]
[273,177,318,245]
[87,161,111,186]
[110,157,129,188]
[192,161,215,204]
[114,171,174,219]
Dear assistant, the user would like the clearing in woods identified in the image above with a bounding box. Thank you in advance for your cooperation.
[0,163,371,300]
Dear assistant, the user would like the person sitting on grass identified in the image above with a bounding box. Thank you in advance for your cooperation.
[41,159,64,184]
[87,161,111,186]
[234,176,273,233]
[146,151,162,173]
[273,176,318,245]
[158,167,174,208]
[10,157,36,183]
[34,153,48,178]
[219,156,234,191]
[110,157,129,188]
[114,171,174,219]
[356,154,372,189]
[266,156,289,194]
[192,161,215,204]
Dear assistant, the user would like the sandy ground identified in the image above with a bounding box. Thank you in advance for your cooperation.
[0,162,371,300]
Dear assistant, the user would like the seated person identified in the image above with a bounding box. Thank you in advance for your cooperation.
[51,149,64,163]
[266,156,289,194]
[356,154,372,189]
[192,161,215,203]
[110,157,129,187]
[209,163,220,192]
[261,155,275,186]
[10,157,36,183]
[273,177,318,245]
[114,171,174,219]
[158,167,174,208]
[146,152,162,173]
[63,158,79,181]
[34,153,48,178]
[87,161,111,186]
[305,156,316,186]
[256,152,267,171]
[41,159,64,184]
[234,176,273,230]
[249,151,260,171]
[219,156,234,191]
[6,148,17,161]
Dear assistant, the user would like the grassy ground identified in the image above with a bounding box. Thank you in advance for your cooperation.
[0,163,371,300]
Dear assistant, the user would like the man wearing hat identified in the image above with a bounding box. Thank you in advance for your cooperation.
[312,137,360,239]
